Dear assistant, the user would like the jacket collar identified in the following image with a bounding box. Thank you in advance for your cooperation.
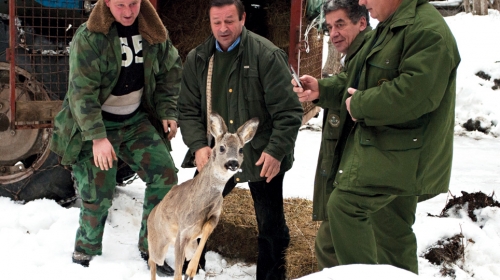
[198,26,249,61]
[86,0,167,45]
[345,26,372,62]
[383,0,427,29]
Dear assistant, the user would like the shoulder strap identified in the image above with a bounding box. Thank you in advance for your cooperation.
[206,54,214,144]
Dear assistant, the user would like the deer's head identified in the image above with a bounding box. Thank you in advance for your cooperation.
[208,113,259,178]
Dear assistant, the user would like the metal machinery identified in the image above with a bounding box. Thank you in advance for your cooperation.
[0,0,95,203]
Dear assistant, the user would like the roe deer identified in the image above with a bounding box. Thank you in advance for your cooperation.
[147,113,259,280]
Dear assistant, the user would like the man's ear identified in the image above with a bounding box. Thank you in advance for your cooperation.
[359,17,367,31]
[241,12,246,25]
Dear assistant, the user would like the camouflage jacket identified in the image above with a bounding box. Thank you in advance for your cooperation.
[50,0,182,165]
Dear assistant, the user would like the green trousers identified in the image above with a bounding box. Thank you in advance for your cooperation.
[72,112,178,256]
[316,188,418,274]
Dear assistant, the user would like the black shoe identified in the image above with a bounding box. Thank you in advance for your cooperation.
[141,251,175,277]
[72,251,93,267]
[182,238,206,274]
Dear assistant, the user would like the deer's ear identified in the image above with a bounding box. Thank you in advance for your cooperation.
[209,112,227,138]
[237,117,259,144]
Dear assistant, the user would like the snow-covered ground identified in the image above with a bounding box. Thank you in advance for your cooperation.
[1,9,500,280]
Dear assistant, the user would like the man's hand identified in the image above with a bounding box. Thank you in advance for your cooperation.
[92,138,117,171]
[346,87,357,121]
[255,152,281,183]
[194,146,211,172]
[291,74,320,102]
[162,119,178,141]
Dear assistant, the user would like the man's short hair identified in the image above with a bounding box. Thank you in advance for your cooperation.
[210,0,245,20]
[323,0,370,26]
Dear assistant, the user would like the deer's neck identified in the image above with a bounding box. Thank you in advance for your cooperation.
[196,161,235,193]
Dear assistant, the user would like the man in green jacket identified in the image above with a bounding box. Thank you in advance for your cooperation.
[178,0,303,278]
[306,0,371,270]
[50,0,181,275]
[294,0,460,273]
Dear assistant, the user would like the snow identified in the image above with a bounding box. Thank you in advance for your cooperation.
[1,10,500,280]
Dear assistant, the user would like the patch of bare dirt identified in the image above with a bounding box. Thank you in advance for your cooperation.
[423,233,474,278]
[436,191,500,222]
[423,191,499,278]
[475,70,500,90]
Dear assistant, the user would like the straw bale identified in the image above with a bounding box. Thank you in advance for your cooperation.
[207,187,320,279]
[159,0,212,61]
[266,0,291,53]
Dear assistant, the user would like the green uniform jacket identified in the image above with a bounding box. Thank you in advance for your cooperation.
[317,0,460,197]
[312,27,372,221]
[178,27,303,183]
[50,0,182,165]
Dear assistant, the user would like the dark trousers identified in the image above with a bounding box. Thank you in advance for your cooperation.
[190,172,290,280]
[225,174,290,280]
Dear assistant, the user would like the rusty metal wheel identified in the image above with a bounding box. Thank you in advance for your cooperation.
[0,61,75,204]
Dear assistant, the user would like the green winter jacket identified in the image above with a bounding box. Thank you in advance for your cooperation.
[317,0,460,197]
[50,0,182,165]
[312,27,371,221]
[178,27,303,183]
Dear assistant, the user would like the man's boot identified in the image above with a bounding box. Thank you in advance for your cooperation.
[140,251,175,277]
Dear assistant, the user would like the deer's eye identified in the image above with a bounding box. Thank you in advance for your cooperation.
[239,148,243,154]
[220,146,226,153]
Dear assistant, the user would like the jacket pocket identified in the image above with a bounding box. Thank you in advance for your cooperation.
[72,160,97,202]
[50,105,83,165]
[366,52,400,86]
[351,125,423,192]
[243,68,264,100]
[250,128,271,151]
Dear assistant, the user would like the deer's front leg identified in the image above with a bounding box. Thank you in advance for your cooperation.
[185,216,219,280]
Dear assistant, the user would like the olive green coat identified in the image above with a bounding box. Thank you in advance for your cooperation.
[317,0,460,197]
[178,27,303,182]
[50,0,182,165]
[312,27,371,221]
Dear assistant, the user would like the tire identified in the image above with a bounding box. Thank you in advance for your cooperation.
[0,152,76,204]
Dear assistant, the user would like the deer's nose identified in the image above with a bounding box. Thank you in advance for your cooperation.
[225,160,240,171]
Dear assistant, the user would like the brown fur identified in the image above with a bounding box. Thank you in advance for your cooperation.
[87,0,167,44]
[147,113,259,280]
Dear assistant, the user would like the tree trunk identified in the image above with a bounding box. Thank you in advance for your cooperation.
[472,0,488,15]
[463,0,471,13]
[321,39,343,78]
[493,0,500,11]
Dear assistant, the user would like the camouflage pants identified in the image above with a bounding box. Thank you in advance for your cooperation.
[72,111,178,256]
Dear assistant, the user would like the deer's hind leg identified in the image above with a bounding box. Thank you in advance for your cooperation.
[174,231,191,280]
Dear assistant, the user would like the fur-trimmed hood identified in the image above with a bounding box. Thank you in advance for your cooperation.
[86,0,167,44]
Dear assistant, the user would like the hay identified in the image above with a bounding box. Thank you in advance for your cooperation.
[206,187,259,263]
[159,0,292,61]
[266,0,291,53]
[206,187,320,279]
[159,0,212,60]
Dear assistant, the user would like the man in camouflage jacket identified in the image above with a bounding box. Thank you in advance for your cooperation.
[49,0,181,273]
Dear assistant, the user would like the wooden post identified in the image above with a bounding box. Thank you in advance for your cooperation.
[321,39,342,78]
[463,0,471,13]
[288,0,302,73]
[472,0,488,15]
[493,0,500,11]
